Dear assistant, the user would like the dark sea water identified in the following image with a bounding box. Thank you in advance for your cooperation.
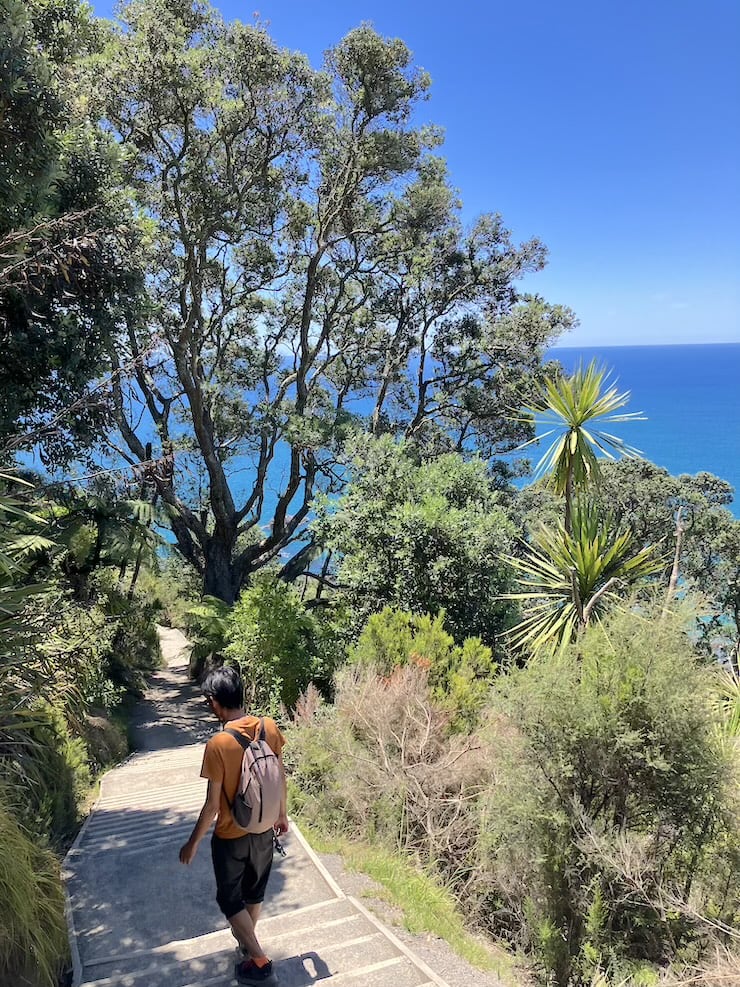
[548,343,740,517]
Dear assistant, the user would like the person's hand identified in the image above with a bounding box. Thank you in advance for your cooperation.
[179,839,198,865]
[274,814,289,837]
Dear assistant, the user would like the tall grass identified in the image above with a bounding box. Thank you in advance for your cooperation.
[0,796,68,987]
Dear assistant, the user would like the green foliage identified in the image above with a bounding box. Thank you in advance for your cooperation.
[317,437,518,648]
[0,794,68,987]
[185,595,231,680]
[287,605,739,984]
[102,586,162,696]
[351,607,497,729]
[518,462,740,664]
[225,575,343,714]
[0,478,161,981]
[479,610,737,985]
[287,662,493,866]
[596,460,740,662]
[1,477,161,844]
[522,360,645,496]
[0,0,61,233]
[0,0,145,463]
[504,499,663,655]
[519,361,645,534]
[18,702,91,843]
[135,554,200,629]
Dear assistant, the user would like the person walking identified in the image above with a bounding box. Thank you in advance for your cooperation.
[179,666,288,986]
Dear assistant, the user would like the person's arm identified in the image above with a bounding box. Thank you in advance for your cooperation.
[274,750,289,837]
[179,778,221,864]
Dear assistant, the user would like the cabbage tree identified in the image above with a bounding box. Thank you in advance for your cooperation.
[503,501,663,654]
[520,361,644,533]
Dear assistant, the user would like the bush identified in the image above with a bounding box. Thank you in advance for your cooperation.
[102,587,162,696]
[288,609,739,986]
[185,595,231,680]
[225,574,345,714]
[315,438,518,649]
[134,555,200,629]
[5,702,92,846]
[0,794,69,987]
[286,662,496,881]
[81,709,129,773]
[351,608,497,730]
[476,611,738,985]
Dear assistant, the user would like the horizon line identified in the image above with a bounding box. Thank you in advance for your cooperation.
[551,340,740,350]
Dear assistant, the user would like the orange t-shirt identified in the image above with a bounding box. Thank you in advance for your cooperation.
[200,715,286,839]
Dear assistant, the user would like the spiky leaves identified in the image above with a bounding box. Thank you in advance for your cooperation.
[519,361,645,532]
[503,500,663,655]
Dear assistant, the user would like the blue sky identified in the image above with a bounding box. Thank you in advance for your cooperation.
[92,1,739,347]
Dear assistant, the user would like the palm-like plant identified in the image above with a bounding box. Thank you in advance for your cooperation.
[44,488,161,599]
[520,361,645,532]
[503,501,663,654]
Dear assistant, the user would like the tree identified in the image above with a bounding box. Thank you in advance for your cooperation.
[516,460,740,664]
[224,574,341,713]
[314,436,517,647]
[520,361,644,533]
[0,0,144,465]
[507,364,658,655]
[91,0,573,601]
[595,460,740,665]
[41,483,160,601]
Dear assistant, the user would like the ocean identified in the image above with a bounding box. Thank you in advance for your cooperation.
[548,343,740,517]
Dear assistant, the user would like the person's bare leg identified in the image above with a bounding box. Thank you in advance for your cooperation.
[232,904,263,951]
[229,908,267,960]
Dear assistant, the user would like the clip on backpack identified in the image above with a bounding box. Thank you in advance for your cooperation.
[224,719,283,832]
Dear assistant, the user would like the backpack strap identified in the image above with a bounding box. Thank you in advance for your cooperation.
[225,720,265,748]
[224,726,251,751]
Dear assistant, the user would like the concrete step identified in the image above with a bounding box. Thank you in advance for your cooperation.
[77,805,203,849]
[100,755,206,798]
[79,898,437,987]
[67,828,342,967]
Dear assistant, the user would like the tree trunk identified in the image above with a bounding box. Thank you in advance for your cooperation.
[664,505,688,613]
[202,534,240,604]
[127,541,145,601]
[564,465,574,535]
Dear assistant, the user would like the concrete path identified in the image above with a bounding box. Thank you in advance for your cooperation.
[64,628,448,987]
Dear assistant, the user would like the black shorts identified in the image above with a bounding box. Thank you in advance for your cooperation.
[211,830,274,919]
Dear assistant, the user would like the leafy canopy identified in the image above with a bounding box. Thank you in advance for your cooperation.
[315,436,517,647]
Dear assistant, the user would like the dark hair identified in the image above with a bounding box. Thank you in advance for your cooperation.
[202,665,244,709]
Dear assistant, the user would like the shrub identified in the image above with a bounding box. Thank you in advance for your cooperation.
[134,555,200,628]
[226,574,345,714]
[185,595,231,680]
[102,587,162,696]
[81,710,129,773]
[315,438,518,649]
[350,608,497,730]
[0,794,69,987]
[286,663,495,882]
[5,702,92,846]
[476,611,738,986]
